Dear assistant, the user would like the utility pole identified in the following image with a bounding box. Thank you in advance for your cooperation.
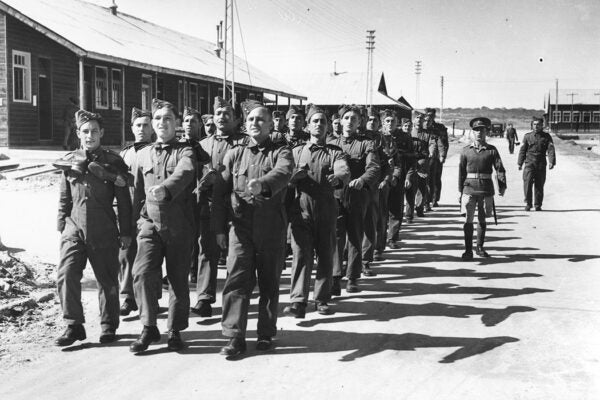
[365,30,375,107]
[566,92,578,131]
[222,0,235,107]
[415,61,422,109]
[440,75,444,124]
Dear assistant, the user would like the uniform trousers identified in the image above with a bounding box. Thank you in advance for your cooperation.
[375,184,390,251]
[196,215,219,303]
[57,236,120,330]
[428,158,443,203]
[118,239,136,299]
[133,226,192,331]
[523,164,546,207]
[361,187,380,264]
[406,175,428,217]
[221,212,286,339]
[289,193,337,304]
[333,188,368,279]
[387,183,406,242]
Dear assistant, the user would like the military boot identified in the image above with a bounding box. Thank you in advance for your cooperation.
[476,222,490,257]
[462,223,474,260]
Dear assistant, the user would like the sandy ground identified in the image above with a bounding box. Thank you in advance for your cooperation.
[0,135,599,400]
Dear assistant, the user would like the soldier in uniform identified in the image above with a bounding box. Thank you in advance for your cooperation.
[283,104,350,318]
[129,99,197,353]
[517,117,555,211]
[272,105,309,147]
[181,107,202,142]
[384,113,415,249]
[214,100,293,356]
[328,105,380,294]
[458,117,506,260]
[406,111,430,220]
[272,110,287,138]
[424,108,449,208]
[505,123,519,154]
[201,114,216,138]
[330,113,342,140]
[191,97,248,318]
[54,110,132,346]
[118,107,153,316]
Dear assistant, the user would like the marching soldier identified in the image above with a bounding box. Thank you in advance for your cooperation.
[329,105,380,294]
[518,117,555,211]
[201,114,216,137]
[214,100,293,357]
[118,107,153,316]
[191,97,248,318]
[406,111,430,220]
[424,108,448,208]
[284,104,350,318]
[272,105,309,147]
[54,110,132,346]
[505,123,519,154]
[458,117,506,260]
[129,99,197,353]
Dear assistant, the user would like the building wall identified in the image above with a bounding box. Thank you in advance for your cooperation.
[547,104,600,131]
[5,13,78,146]
[0,13,9,147]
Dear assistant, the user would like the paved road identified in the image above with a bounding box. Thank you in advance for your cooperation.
[1,137,599,400]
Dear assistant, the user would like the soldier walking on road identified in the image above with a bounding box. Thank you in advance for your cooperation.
[458,117,506,260]
[424,108,448,209]
[505,123,519,154]
[118,107,153,316]
[191,97,248,318]
[284,104,350,318]
[54,110,132,346]
[406,111,430,220]
[518,117,556,211]
[215,100,293,357]
[129,99,197,353]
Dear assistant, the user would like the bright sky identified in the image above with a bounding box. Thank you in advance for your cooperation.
[90,0,600,109]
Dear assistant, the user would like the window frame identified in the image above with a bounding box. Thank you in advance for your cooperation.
[593,111,600,123]
[562,111,571,123]
[551,111,561,123]
[111,69,122,110]
[94,66,109,109]
[12,50,31,103]
[141,74,153,111]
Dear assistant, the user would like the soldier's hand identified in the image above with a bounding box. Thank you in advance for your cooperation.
[326,174,340,187]
[114,174,127,188]
[216,233,227,250]
[149,185,167,201]
[549,164,554,170]
[378,180,388,190]
[349,178,364,190]
[499,188,506,197]
[120,236,132,250]
[458,192,463,204]
[290,168,308,183]
[247,179,263,196]
[518,165,523,170]
[404,179,411,189]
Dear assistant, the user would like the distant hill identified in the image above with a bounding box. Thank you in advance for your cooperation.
[440,107,545,132]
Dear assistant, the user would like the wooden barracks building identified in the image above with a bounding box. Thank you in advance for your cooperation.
[0,0,305,148]
[547,89,600,132]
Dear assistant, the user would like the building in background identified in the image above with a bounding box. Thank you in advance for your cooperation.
[547,89,600,132]
[0,0,305,148]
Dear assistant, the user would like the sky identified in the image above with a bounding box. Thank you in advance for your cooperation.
[88,0,600,109]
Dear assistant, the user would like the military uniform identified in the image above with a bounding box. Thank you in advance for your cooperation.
[194,132,248,310]
[328,135,380,286]
[517,127,555,210]
[131,139,197,331]
[57,147,132,333]
[427,121,449,206]
[406,127,431,219]
[505,126,519,154]
[288,141,350,309]
[214,137,293,341]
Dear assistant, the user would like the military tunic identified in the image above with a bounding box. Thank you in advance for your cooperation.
[406,128,431,218]
[214,138,293,339]
[327,136,380,280]
[386,129,415,242]
[57,147,132,330]
[517,131,556,208]
[289,142,350,304]
[131,140,197,331]
[505,127,519,154]
[427,123,449,205]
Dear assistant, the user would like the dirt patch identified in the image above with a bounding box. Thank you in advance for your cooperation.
[0,170,61,192]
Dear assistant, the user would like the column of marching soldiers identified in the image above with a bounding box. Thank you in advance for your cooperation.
[51,96,451,357]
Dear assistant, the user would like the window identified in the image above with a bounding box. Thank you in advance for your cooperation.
[12,50,31,102]
[593,111,600,123]
[583,111,591,123]
[141,74,153,111]
[199,85,208,114]
[156,77,164,100]
[189,83,198,110]
[95,66,109,109]
[572,111,580,122]
[562,111,571,123]
[111,69,122,110]
[178,80,185,114]
[551,111,561,123]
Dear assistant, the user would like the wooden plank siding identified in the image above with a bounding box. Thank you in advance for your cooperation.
[0,13,9,147]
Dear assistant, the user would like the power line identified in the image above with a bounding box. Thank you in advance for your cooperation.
[233,0,252,86]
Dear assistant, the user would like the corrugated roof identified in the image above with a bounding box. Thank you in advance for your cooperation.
[0,0,305,99]
[548,89,600,105]
[278,71,406,106]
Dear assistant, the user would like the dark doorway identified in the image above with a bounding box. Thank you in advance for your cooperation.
[38,58,52,140]
[83,65,93,111]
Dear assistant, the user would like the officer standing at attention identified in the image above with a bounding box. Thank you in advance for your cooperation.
[458,117,506,260]
[129,99,197,353]
[118,107,153,316]
[191,97,248,318]
[214,100,293,357]
[284,104,350,318]
[505,123,519,154]
[328,105,380,294]
[55,110,132,346]
[518,117,555,211]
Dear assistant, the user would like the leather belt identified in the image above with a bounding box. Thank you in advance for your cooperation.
[466,173,492,179]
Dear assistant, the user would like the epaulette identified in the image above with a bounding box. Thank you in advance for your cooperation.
[103,148,122,158]
[325,143,343,152]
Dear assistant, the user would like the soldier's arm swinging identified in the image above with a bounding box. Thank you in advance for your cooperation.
[57,172,72,233]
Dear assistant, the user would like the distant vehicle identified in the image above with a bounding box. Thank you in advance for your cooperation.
[490,123,505,137]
